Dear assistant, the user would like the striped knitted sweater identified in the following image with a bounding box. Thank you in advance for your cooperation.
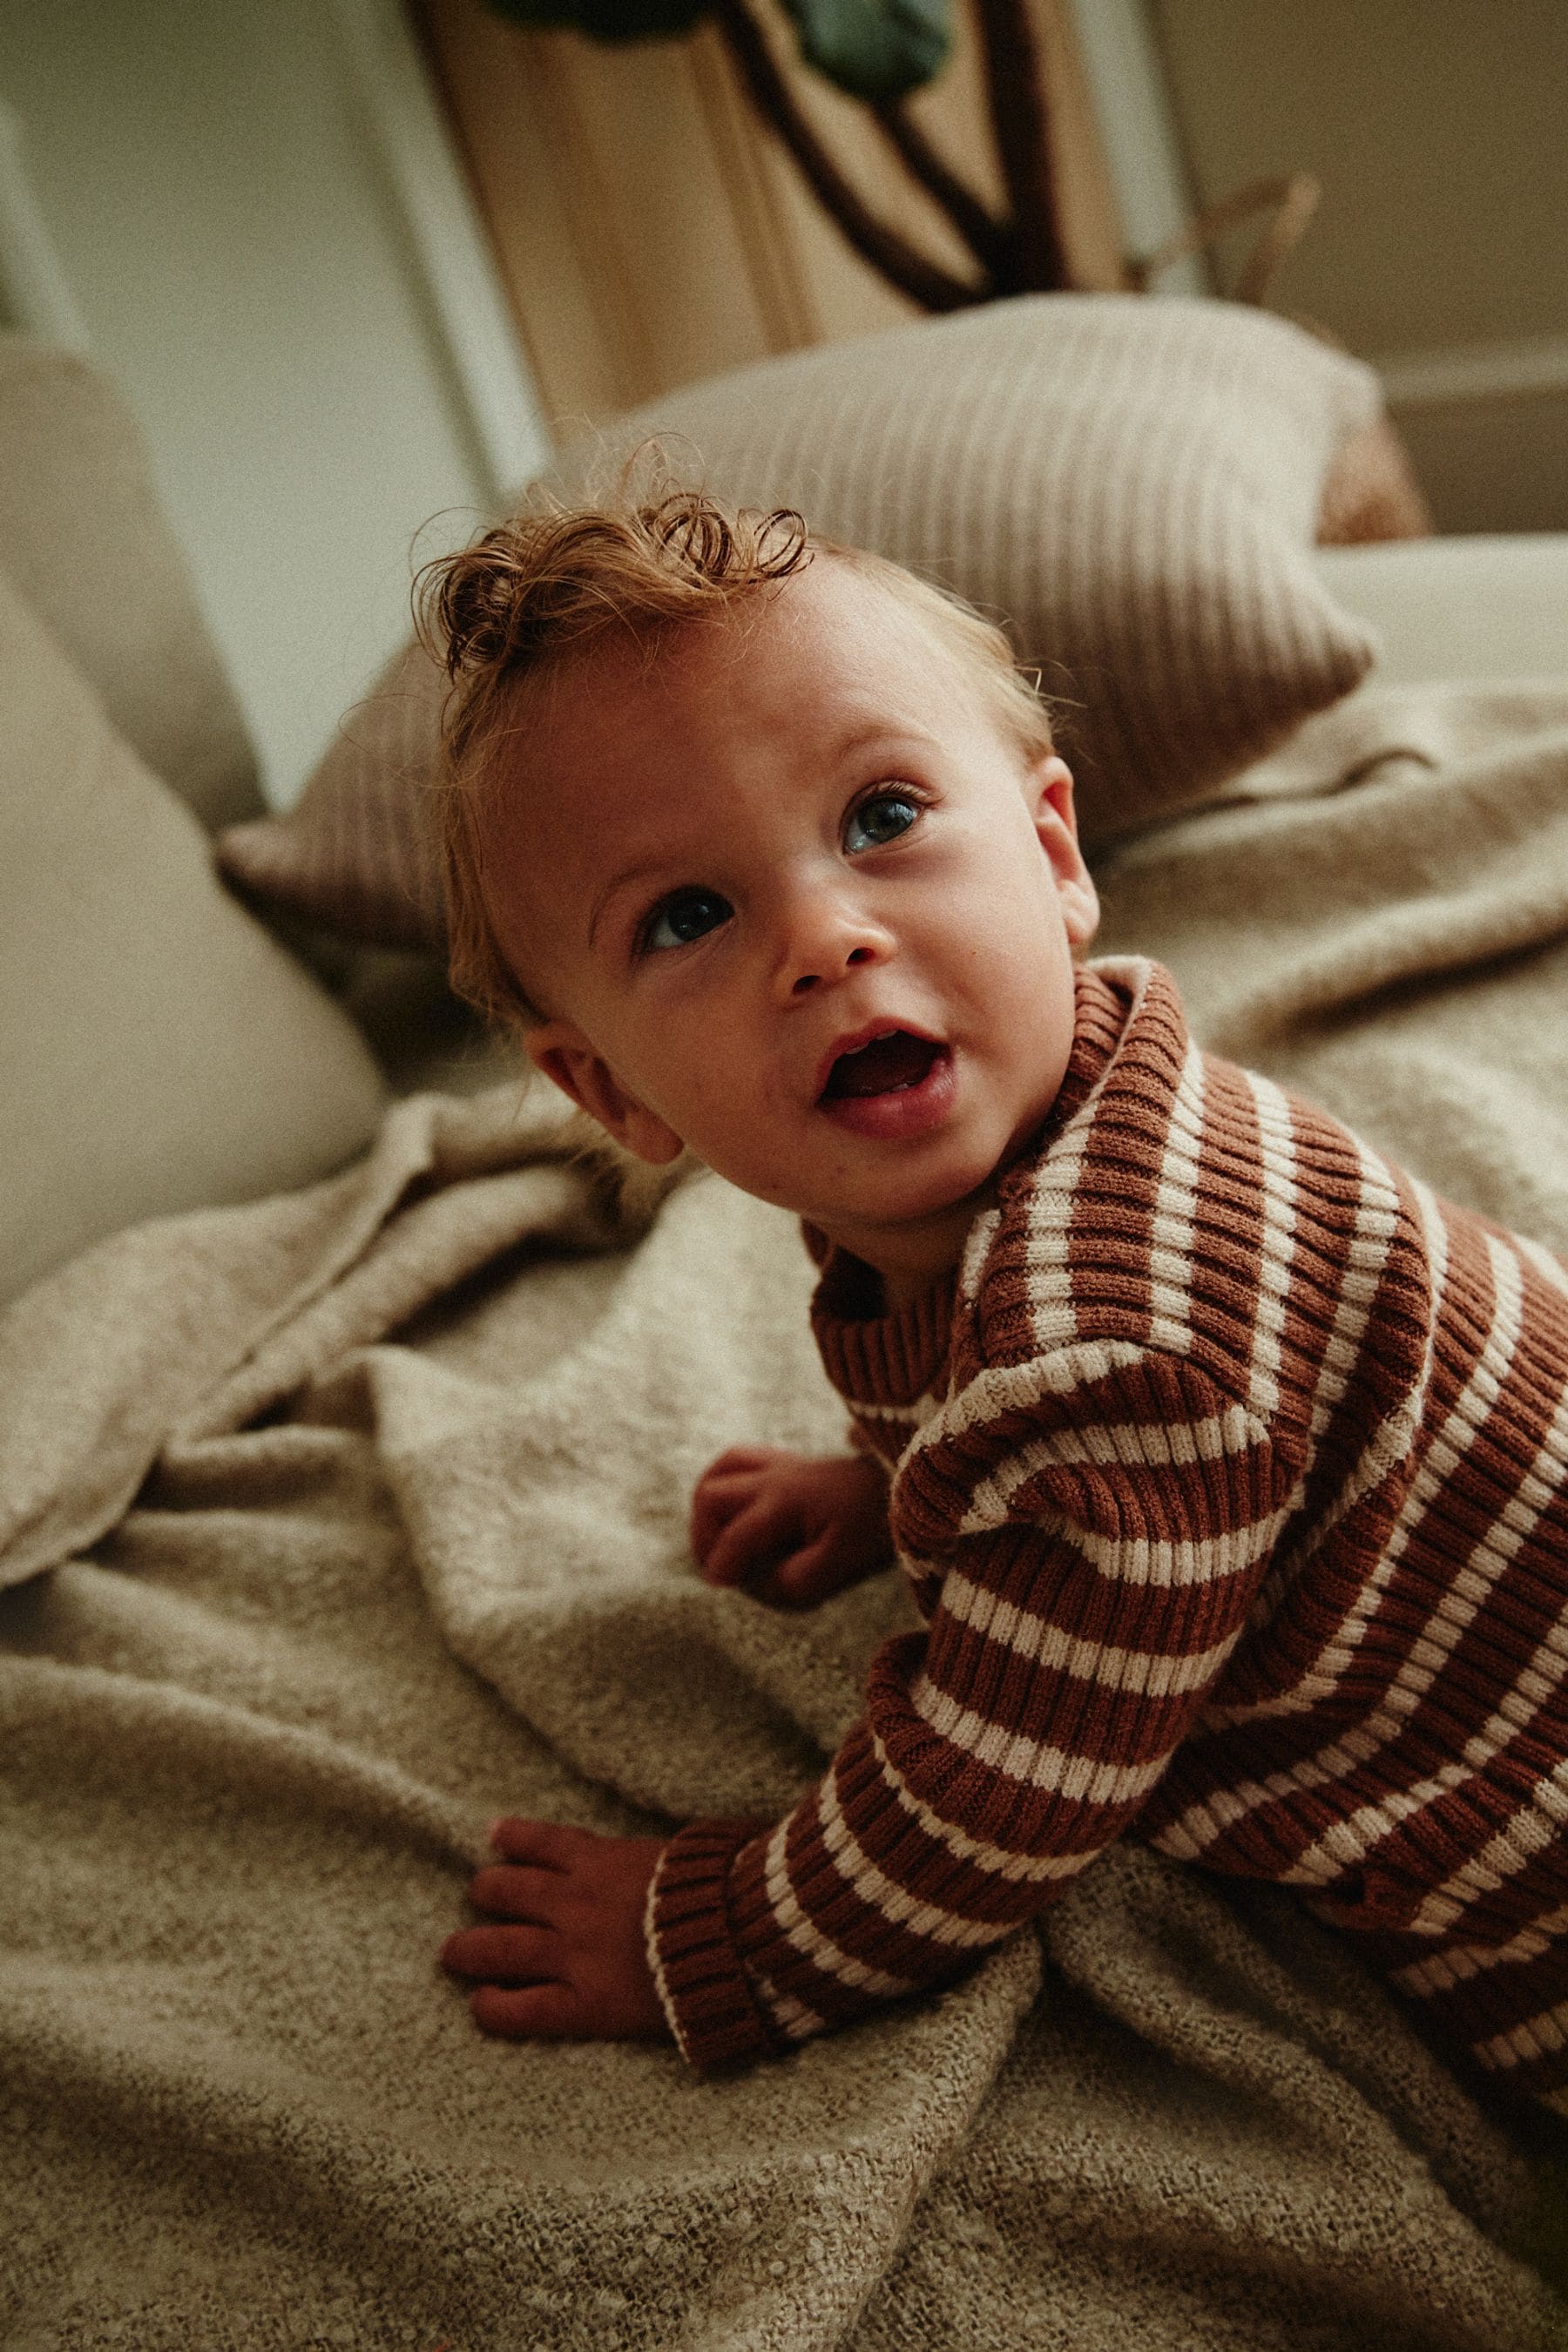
[647,957,1568,2111]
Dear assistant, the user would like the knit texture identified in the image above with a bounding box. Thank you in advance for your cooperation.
[649,959,1568,2114]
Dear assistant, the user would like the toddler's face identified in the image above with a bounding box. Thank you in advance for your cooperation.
[481,559,1098,1293]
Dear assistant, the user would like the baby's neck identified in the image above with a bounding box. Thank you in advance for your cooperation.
[817,1192,986,1313]
[875,1259,956,1311]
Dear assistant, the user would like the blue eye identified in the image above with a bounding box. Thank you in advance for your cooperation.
[642,887,732,953]
[845,793,920,854]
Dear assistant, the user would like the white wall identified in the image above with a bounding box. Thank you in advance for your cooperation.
[1146,0,1568,532]
[0,0,548,806]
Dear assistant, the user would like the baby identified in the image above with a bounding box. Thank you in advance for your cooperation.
[432,484,1568,2113]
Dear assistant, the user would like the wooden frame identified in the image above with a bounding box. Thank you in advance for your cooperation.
[411,0,1125,434]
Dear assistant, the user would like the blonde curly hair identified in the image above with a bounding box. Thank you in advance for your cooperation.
[416,470,1055,1032]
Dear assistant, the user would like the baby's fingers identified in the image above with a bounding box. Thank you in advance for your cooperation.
[442,1921,558,1981]
[768,1529,850,1610]
[466,1862,561,1919]
[691,1458,771,1552]
[689,1481,749,1566]
[689,1454,780,1560]
[487,1817,581,1869]
[470,1982,582,2039]
[700,1443,793,1477]
[698,1496,798,1590]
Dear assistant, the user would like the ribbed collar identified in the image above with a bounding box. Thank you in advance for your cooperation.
[808,963,1136,1409]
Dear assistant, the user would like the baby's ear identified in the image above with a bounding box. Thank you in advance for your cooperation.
[1027,754,1099,948]
[524,1023,686,1165]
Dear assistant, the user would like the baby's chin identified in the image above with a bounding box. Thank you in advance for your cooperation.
[693,1082,1046,1239]
[790,1154,1008,1256]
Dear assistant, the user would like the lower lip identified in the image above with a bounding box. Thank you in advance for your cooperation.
[817,1047,957,1139]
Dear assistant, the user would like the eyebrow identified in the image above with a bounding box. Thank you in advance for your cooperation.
[586,856,673,951]
[834,720,941,764]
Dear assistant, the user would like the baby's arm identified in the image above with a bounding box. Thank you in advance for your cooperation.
[644,1356,1295,2070]
[443,1358,1279,2061]
[689,1444,893,1610]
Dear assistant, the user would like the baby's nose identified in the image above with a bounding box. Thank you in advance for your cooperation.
[780,886,892,997]
[792,943,875,997]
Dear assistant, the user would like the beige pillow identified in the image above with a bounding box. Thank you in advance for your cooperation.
[217,293,1382,950]
[220,633,447,950]
[0,335,262,833]
[0,568,388,1306]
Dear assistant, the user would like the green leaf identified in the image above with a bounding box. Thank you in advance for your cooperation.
[779,0,951,99]
[481,0,950,91]
[483,0,713,40]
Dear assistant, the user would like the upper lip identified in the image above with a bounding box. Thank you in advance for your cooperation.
[814,1019,945,1101]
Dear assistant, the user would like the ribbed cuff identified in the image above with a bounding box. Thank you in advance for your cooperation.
[645,1818,781,2072]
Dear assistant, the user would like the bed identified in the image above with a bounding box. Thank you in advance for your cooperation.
[3,302,1567,2351]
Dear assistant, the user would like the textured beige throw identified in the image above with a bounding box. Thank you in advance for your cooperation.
[5,685,1568,2350]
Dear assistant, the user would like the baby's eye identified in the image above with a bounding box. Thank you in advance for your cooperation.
[844,792,921,854]
[641,887,733,954]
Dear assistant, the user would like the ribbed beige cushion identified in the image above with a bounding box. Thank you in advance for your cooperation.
[0,336,262,832]
[218,294,1380,950]
[221,633,447,950]
[0,568,388,1306]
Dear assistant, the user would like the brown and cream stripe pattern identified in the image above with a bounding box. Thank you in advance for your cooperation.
[648,960,1568,2112]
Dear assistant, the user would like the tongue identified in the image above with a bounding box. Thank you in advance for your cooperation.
[824,1031,940,1099]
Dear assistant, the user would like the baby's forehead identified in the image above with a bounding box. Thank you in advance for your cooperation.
[484,555,993,848]
[545,554,959,720]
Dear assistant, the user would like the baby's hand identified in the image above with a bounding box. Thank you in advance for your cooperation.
[690,1445,894,1611]
[441,1819,671,2044]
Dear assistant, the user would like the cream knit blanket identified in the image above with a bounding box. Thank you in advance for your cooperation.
[4,683,1568,2350]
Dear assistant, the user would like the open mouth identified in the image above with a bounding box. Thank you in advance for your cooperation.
[821,1029,946,1100]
